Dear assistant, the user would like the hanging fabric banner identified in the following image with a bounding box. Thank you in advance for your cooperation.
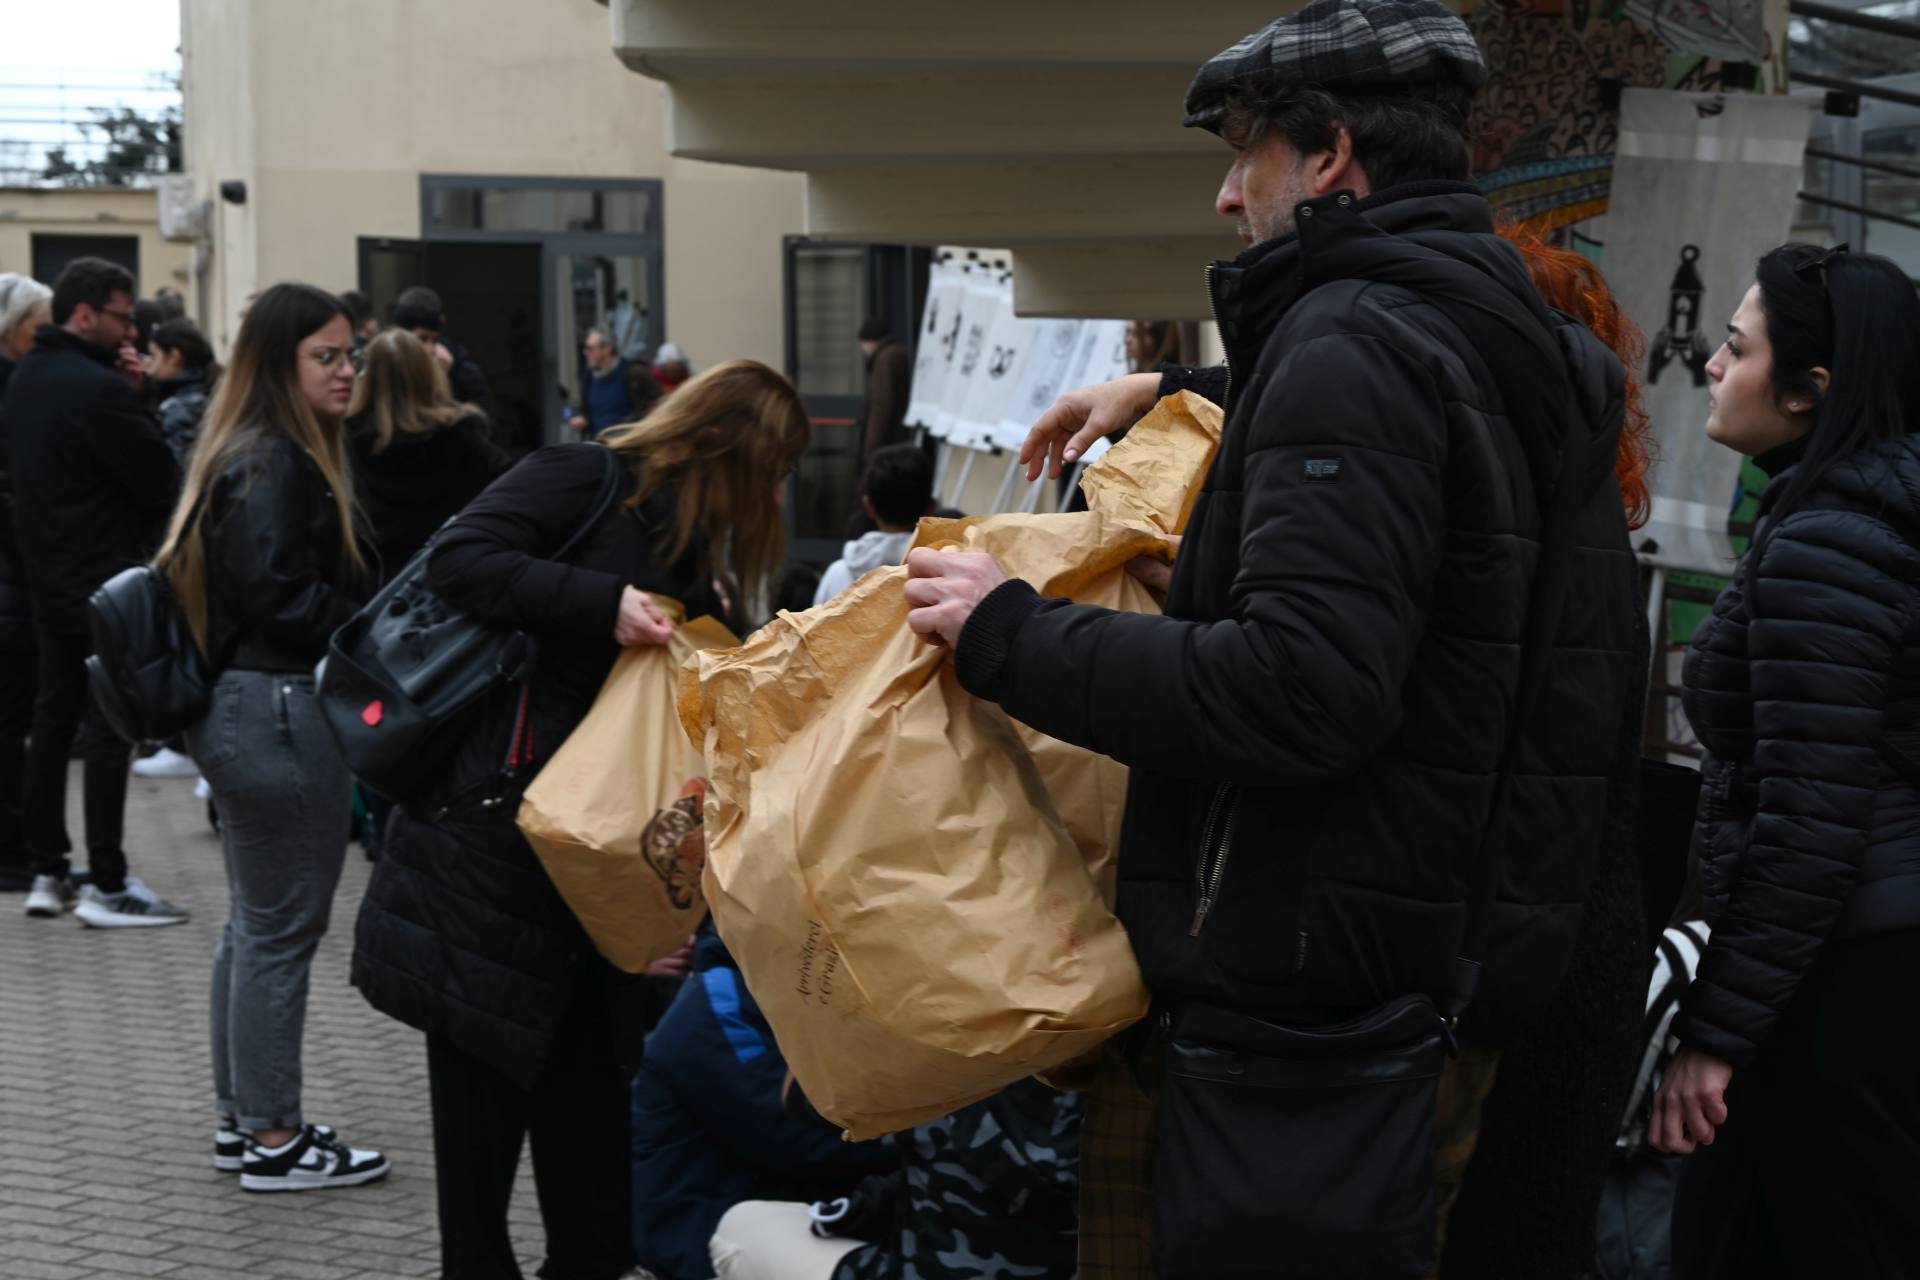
[1605,88,1812,575]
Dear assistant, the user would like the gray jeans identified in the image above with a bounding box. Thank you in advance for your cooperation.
[187,670,351,1131]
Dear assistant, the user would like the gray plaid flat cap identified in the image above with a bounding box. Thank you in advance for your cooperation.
[1184,0,1488,132]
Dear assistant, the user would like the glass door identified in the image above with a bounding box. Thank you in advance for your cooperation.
[542,238,664,446]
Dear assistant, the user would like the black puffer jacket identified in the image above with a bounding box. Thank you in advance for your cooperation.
[0,357,30,648]
[1,326,177,633]
[351,443,720,1087]
[347,412,511,583]
[957,184,1641,1024]
[1675,437,1920,1069]
[200,433,369,673]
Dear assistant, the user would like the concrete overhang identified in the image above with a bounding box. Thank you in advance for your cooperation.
[607,0,1301,317]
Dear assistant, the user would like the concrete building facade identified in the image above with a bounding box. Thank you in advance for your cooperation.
[0,186,193,304]
[179,0,803,448]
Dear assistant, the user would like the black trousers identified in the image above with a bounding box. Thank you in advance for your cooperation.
[1673,926,1920,1279]
[0,645,34,880]
[426,987,635,1280]
[23,627,130,888]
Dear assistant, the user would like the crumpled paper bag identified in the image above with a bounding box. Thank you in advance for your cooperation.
[681,393,1222,1138]
[519,598,736,972]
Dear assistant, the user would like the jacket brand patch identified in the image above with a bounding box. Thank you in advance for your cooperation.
[1303,457,1343,482]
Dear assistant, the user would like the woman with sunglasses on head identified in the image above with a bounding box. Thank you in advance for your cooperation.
[352,359,809,1280]
[1653,244,1920,1277]
[158,283,388,1192]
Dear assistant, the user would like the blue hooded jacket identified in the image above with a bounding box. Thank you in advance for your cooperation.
[630,926,893,1279]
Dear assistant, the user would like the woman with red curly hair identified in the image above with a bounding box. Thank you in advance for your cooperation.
[1438,228,1663,1280]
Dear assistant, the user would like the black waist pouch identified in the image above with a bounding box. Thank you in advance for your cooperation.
[1150,993,1452,1279]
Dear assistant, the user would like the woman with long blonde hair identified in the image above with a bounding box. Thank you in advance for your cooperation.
[346,327,509,581]
[161,283,389,1193]
[353,358,809,1279]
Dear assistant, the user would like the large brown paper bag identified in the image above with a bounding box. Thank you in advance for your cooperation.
[519,598,737,972]
[681,393,1221,1139]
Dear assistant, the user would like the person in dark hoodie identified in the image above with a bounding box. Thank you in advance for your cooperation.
[146,316,220,465]
[3,257,184,926]
[903,3,1643,1273]
[0,272,52,893]
[1654,244,1920,1278]
[346,327,511,580]
[630,922,894,1280]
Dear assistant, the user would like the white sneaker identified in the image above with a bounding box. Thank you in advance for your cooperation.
[240,1124,389,1193]
[132,747,199,779]
[194,775,211,800]
[74,878,189,928]
[23,875,77,917]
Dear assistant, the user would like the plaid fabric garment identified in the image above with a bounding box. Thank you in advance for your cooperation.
[1078,1042,1158,1278]
[1076,1036,1504,1276]
[1183,0,1488,132]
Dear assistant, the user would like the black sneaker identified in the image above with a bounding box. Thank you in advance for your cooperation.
[239,1124,389,1193]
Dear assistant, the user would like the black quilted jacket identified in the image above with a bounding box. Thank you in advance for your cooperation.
[1675,437,1920,1069]
[957,184,1642,1026]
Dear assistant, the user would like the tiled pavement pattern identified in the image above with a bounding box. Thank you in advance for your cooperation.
[0,765,550,1279]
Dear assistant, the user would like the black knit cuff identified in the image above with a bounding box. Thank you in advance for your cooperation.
[954,579,1042,703]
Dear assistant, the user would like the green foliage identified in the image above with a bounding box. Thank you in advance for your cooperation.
[41,103,181,187]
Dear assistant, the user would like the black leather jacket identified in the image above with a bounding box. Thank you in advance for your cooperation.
[200,433,369,673]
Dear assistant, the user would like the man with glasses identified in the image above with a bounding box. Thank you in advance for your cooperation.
[1,256,186,926]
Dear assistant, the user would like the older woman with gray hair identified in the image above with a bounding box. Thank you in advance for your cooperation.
[0,272,54,892]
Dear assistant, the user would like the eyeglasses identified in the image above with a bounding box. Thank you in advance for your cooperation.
[97,307,134,325]
[1793,243,1849,293]
[305,346,351,369]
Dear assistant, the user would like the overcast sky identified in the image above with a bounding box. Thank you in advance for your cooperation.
[0,0,181,178]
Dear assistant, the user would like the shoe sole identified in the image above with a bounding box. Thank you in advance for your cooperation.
[24,904,62,918]
[75,909,188,929]
[240,1162,390,1193]
[213,1155,244,1173]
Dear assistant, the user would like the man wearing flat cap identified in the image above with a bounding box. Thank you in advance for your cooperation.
[907,1,1644,1273]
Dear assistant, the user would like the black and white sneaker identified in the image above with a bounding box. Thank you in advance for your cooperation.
[218,1119,338,1173]
[24,875,77,917]
[239,1124,389,1193]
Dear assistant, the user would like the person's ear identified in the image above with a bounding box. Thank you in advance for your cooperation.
[1308,123,1368,199]
[1808,367,1831,402]
[862,495,879,521]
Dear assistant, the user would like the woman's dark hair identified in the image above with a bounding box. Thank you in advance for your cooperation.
[150,316,218,378]
[1217,78,1474,191]
[1746,243,1920,589]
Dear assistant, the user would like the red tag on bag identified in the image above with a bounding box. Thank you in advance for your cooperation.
[362,700,384,727]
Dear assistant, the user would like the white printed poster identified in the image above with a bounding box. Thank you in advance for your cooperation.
[1606,89,1813,574]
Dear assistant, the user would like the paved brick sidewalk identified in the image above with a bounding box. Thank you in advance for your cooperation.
[0,766,548,1279]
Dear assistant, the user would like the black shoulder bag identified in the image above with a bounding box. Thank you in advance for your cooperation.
[316,446,622,802]
[85,493,213,745]
[1148,277,1593,1280]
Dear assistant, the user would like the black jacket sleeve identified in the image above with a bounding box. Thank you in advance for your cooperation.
[1157,364,1229,408]
[1674,509,1919,1068]
[957,330,1448,786]
[85,375,178,524]
[206,449,357,652]
[428,444,625,641]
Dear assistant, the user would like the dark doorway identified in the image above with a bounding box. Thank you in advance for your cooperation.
[358,237,544,454]
[32,234,140,289]
[782,238,929,565]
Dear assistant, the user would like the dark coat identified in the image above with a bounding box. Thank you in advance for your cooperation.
[630,928,892,1280]
[351,443,720,1087]
[955,184,1642,1025]
[153,371,211,466]
[1,326,177,633]
[347,412,511,582]
[861,337,913,460]
[0,357,30,647]
[199,433,368,673]
[1675,437,1920,1069]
